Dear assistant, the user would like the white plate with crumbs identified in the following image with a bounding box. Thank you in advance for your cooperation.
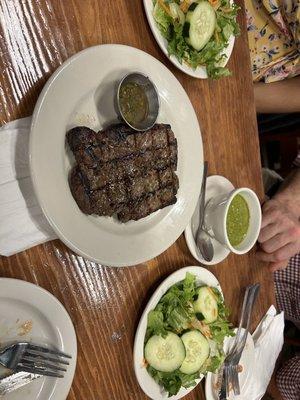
[30,44,203,267]
[133,266,222,400]
[0,279,77,400]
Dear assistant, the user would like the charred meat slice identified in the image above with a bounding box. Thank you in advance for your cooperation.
[67,123,179,222]
[77,146,177,191]
[117,186,177,223]
[69,166,93,215]
[67,123,177,167]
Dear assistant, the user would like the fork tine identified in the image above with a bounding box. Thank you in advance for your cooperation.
[225,365,230,397]
[27,344,71,359]
[20,356,67,372]
[24,349,70,365]
[16,365,64,378]
[231,365,241,395]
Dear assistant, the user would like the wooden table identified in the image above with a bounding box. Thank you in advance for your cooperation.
[0,1,275,399]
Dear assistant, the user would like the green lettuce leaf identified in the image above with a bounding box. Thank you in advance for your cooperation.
[200,353,225,374]
[145,310,167,341]
[147,366,198,397]
[182,272,196,300]
[156,272,196,333]
[206,62,232,79]
[209,288,235,344]
[153,2,172,40]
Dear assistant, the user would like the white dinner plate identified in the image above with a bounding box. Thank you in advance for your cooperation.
[0,279,77,400]
[133,266,222,400]
[30,44,203,267]
[143,0,235,79]
[205,329,255,400]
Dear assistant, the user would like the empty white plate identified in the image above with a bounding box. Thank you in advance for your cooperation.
[0,279,77,400]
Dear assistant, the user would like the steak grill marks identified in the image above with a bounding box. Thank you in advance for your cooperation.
[67,123,179,222]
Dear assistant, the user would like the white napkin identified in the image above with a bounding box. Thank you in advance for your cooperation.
[0,117,56,256]
[239,305,284,400]
[207,305,284,400]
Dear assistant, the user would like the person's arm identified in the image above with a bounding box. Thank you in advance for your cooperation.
[254,76,300,113]
[256,168,300,271]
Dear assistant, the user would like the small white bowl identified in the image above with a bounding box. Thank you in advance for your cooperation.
[205,188,262,255]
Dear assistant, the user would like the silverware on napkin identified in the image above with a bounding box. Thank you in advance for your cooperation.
[219,283,260,399]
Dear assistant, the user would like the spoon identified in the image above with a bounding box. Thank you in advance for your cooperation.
[195,161,214,262]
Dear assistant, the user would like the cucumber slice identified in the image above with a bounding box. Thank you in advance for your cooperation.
[144,332,185,372]
[184,1,216,51]
[179,330,210,374]
[193,287,218,323]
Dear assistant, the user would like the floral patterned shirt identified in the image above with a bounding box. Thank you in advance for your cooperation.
[245,0,300,82]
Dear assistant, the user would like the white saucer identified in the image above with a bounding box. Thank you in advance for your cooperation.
[0,279,77,400]
[205,329,255,400]
[184,175,234,265]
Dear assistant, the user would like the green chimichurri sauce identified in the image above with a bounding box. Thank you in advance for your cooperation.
[119,82,149,126]
[226,194,250,247]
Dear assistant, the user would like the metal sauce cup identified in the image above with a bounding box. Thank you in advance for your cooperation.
[116,72,160,131]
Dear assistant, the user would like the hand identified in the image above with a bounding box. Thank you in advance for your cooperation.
[256,198,300,272]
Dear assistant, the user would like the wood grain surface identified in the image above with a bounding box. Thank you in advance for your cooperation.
[0,1,275,399]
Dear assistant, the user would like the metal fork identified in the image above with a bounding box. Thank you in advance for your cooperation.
[218,284,260,399]
[229,283,260,395]
[0,342,71,378]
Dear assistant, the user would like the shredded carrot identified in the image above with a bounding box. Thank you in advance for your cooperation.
[210,0,221,9]
[189,319,212,338]
[141,358,149,368]
[200,321,212,338]
[158,0,172,16]
[180,0,191,13]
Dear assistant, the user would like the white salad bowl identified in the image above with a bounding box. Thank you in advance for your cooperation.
[143,0,235,79]
[133,266,222,400]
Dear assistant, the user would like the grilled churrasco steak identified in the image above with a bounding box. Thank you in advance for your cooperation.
[67,123,179,222]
